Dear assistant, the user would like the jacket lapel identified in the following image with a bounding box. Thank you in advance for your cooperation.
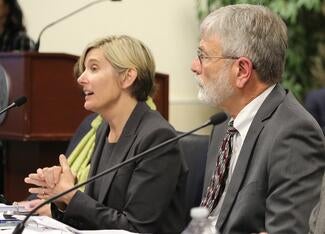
[97,102,149,202]
[216,84,287,229]
[203,121,228,196]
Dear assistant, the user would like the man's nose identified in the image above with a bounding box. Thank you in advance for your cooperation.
[191,57,201,75]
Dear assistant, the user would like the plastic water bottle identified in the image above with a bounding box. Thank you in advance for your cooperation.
[181,207,219,234]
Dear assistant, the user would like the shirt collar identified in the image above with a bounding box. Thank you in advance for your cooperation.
[232,84,275,140]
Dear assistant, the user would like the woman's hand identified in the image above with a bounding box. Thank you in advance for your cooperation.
[45,154,77,205]
[25,165,61,199]
[25,154,77,205]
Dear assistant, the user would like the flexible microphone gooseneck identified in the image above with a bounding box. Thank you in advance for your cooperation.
[13,112,227,234]
[34,0,122,51]
[0,96,27,116]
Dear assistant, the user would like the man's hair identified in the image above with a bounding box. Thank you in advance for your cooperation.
[78,35,156,101]
[201,4,288,84]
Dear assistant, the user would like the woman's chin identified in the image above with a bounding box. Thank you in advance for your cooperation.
[84,103,95,112]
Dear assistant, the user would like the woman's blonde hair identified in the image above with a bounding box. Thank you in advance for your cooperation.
[78,35,156,101]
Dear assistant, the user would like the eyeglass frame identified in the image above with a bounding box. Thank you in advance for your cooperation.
[196,49,239,66]
[196,49,256,70]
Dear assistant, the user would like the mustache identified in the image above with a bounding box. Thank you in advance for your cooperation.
[195,76,204,88]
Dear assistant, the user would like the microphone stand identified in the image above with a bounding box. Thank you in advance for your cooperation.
[0,103,16,115]
[34,0,122,51]
[13,112,227,234]
[0,96,27,116]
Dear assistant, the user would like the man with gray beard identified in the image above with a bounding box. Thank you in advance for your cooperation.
[191,4,325,234]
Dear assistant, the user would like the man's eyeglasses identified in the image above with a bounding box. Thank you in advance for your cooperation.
[196,49,238,66]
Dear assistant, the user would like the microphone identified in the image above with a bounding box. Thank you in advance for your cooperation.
[13,112,227,234]
[0,96,27,115]
[34,0,122,51]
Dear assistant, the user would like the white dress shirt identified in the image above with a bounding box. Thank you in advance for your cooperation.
[209,84,275,225]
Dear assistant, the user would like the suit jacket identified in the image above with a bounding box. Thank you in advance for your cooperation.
[203,84,325,234]
[309,172,325,234]
[54,102,188,233]
[305,88,325,133]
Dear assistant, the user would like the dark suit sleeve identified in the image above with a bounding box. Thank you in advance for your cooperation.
[62,127,184,233]
[309,179,322,234]
[265,119,325,233]
[304,92,322,126]
[309,172,325,234]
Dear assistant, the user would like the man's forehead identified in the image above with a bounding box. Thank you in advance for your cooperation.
[199,36,222,52]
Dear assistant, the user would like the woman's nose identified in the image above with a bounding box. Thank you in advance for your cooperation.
[77,72,86,84]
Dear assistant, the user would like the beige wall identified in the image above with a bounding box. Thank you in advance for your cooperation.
[19,0,218,135]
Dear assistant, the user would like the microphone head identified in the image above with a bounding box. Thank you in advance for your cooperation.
[14,96,27,107]
[209,112,228,125]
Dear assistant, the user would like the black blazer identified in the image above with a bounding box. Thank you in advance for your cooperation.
[54,102,188,233]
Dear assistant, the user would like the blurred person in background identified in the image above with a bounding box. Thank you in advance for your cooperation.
[0,0,34,51]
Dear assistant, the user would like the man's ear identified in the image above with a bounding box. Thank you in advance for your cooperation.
[121,68,137,89]
[234,57,253,88]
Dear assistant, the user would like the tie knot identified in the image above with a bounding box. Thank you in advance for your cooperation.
[227,120,237,135]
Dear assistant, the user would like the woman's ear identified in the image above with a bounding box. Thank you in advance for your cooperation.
[234,57,253,88]
[121,68,137,89]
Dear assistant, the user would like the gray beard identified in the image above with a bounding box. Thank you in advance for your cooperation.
[197,69,234,107]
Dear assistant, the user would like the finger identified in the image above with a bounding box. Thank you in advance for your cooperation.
[28,173,45,182]
[29,187,53,198]
[59,154,70,173]
[37,193,50,200]
[28,187,46,196]
[59,155,76,185]
[53,166,62,185]
[36,168,45,179]
[24,177,47,187]
[43,166,60,188]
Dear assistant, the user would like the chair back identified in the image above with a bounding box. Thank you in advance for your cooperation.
[178,133,209,223]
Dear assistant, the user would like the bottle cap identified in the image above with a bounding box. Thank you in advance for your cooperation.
[190,207,209,219]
